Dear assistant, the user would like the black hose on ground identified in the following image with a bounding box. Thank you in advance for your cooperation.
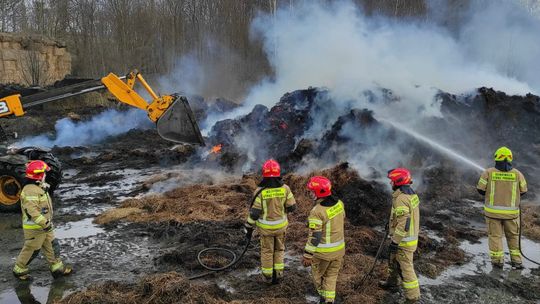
[188,187,266,280]
[188,234,253,280]
[356,224,390,287]
[519,205,540,266]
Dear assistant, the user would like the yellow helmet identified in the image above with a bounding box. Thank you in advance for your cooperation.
[494,146,513,162]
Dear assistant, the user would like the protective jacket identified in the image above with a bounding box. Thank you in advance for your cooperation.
[304,197,346,260]
[477,167,527,220]
[20,184,53,230]
[14,183,68,279]
[246,184,296,281]
[389,187,420,251]
[247,185,296,232]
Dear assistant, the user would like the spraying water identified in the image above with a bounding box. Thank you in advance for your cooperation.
[379,118,486,172]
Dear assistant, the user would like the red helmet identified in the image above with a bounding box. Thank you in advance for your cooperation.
[26,160,50,181]
[307,176,332,198]
[387,168,412,186]
[262,159,281,177]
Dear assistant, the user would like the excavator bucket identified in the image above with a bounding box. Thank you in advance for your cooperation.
[156,95,205,146]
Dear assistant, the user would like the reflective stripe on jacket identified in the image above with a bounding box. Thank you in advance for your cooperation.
[20,184,52,230]
[477,168,527,219]
[305,199,346,259]
[247,185,296,230]
[390,189,420,251]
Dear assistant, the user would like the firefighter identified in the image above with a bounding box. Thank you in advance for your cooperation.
[379,168,420,304]
[12,160,72,281]
[302,176,345,304]
[245,159,296,283]
[476,147,527,269]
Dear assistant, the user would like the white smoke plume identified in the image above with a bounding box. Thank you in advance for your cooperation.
[205,0,539,130]
[17,109,153,148]
[200,0,540,179]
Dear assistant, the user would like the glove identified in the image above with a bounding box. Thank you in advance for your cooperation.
[243,223,254,239]
[388,241,399,255]
[302,255,313,267]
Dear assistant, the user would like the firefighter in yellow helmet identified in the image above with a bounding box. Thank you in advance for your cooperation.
[302,176,345,304]
[477,147,527,269]
[245,159,296,284]
[379,168,420,304]
[13,160,72,281]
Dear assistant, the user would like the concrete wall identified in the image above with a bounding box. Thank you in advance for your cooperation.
[0,33,71,86]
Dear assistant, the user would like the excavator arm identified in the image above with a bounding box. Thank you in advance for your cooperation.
[0,70,205,145]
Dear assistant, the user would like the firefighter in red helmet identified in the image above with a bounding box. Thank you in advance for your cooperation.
[13,160,72,281]
[303,176,345,304]
[379,168,420,303]
[245,159,296,283]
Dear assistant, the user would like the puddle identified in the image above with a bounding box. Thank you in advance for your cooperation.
[54,218,105,239]
[422,237,540,285]
[0,285,50,304]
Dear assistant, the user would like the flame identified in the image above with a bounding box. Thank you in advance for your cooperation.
[210,144,222,154]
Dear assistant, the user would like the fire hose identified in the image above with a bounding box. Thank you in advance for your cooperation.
[356,222,390,287]
[188,187,265,280]
[519,205,540,266]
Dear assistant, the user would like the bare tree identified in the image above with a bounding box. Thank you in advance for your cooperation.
[20,51,51,86]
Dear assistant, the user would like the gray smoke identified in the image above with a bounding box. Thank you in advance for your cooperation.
[17,109,153,148]
[205,0,538,129]
[203,0,540,180]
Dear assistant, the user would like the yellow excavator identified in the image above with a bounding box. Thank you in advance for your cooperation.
[0,70,205,211]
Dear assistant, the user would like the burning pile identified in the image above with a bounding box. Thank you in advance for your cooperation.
[88,163,471,303]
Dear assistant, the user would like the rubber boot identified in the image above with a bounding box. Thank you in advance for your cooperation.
[491,262,504,269]
[379,280,399,292]
[510,262,524,270]
[404,298,419,304]
[13,272,33,282]
[52,264,73,279]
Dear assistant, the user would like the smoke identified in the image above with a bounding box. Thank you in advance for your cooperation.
[205,0,538,130]
[17,109,153,148]
[200,0,540,186]
[460,0,540,91]
[157,41,253,102]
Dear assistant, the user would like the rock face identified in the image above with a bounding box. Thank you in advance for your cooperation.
[0,33,71,86]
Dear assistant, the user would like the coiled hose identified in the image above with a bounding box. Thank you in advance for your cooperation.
[188,188,265,280]
[519,205,540,266]
[188,234,253,280]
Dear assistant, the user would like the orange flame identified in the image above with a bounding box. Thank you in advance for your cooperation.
[210,144,222,154]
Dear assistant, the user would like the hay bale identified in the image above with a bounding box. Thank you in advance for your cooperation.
[94,207,144,225]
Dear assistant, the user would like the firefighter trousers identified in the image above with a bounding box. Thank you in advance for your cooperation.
[485,217,522,264]
[13,229,63,275]
[259,229,286,279]
[388,248,420,301]
[311,256,343,303]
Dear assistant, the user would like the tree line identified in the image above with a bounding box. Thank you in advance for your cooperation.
[0,0,471,98]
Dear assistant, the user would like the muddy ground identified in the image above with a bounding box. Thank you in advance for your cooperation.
[0,89,539,304]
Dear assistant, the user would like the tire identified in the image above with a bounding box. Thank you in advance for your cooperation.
[0,163,26,212]
[33,153,62,194]
[19,149,62,194]
[0,150,62,213]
